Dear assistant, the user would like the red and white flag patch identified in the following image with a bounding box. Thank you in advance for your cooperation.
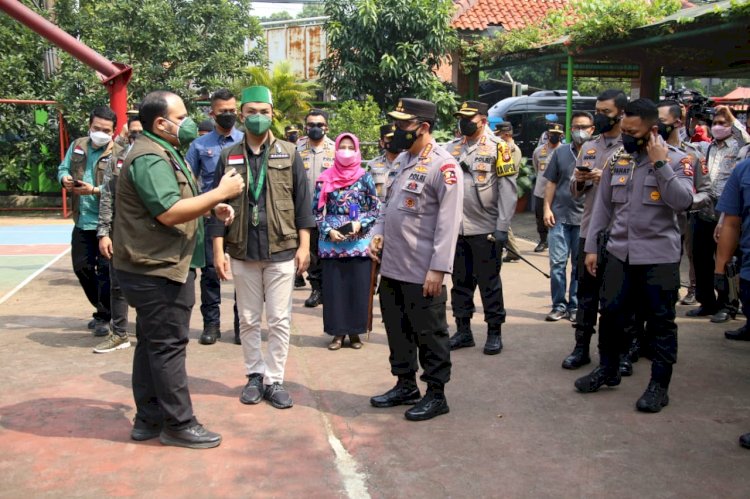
[227,154,244,166]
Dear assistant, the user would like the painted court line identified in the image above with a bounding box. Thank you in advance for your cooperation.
[0,247,71,306]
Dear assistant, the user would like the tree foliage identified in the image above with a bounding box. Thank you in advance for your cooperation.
[232,62,318,137]
[328,95,382,159]
[318,0,459,127]
[0,0,265,192]
[474,0,682,63]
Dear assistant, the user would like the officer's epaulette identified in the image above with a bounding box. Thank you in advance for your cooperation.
[608,146,627,172]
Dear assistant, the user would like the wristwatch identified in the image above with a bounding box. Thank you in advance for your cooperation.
[653,159,666,169]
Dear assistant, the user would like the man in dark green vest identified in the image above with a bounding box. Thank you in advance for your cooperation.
[212,86,315,410]
[58,106,122,337]
[113,90,243,449]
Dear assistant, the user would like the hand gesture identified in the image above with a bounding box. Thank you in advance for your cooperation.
[218,168,244,199]
[329,229,345,242]
[369,235,383,263]
[646,131,669,165]
[214,203,235,226]
[62,175,74,191]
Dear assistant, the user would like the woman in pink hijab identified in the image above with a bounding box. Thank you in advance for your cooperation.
[312,133,380,350]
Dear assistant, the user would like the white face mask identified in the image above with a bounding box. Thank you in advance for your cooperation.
[571,129,592,145]
[89,130,111,148]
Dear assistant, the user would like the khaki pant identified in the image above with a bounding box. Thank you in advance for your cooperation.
[232,258,295,385]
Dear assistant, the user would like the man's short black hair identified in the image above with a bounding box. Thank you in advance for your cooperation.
[657,99,682,121]
[211,88,235,104]
[597,89,628,111]
[306,108,329,123]
[127,115,141,127]
[89,106,117,128]
[624,98,659,125]
[139,91,173,133]
[572,110,594,123]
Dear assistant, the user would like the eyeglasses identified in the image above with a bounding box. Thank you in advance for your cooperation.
[571,125,594,130]
[306,122,326,128]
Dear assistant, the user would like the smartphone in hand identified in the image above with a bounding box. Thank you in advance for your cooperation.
[337,222,354,236]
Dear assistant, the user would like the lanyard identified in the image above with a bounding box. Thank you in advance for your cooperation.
[243,144,269,226]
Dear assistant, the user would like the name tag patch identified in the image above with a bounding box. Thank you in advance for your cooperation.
[269,153,290,160]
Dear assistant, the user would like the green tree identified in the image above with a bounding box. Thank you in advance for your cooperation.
[0,0,265,192]
[260,11,294,22]
[50,0,265,134]
[328,95,382,159]
[298,4,326,18]
[232,62,318,137]
[318,0,459,128]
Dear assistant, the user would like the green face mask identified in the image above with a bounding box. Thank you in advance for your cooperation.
[244,114,272,136]
[165,117,199,146]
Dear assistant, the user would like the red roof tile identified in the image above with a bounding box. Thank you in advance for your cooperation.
[452,0,569,31]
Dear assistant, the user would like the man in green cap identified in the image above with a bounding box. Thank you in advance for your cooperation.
[114,90,243,448]
[212,86,315,410]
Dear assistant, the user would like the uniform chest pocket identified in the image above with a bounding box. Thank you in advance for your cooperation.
[642,175,664,206]
[397,192,424,215]
[610,172,630,203]
[200,148,217,159]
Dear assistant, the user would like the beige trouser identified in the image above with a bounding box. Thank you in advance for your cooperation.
[231,258,295,385]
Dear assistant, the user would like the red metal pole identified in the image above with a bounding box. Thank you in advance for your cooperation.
[0,0,132,133]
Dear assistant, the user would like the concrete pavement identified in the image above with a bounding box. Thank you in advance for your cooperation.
[1,214,749,498]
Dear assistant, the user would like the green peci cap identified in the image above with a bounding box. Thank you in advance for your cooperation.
[241,86,273,106]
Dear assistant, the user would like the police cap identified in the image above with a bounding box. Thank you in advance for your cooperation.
[380,124,396,139]
[495,122,513,134]
[548,122,564,134]
[388,98,436,121]
[454,100,488,118]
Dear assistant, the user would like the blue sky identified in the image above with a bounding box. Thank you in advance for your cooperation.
[251,2,305,17]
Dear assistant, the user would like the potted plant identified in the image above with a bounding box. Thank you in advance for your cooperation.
[514,157,534,213]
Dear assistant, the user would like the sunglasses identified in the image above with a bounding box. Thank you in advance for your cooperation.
[306,122,327,128]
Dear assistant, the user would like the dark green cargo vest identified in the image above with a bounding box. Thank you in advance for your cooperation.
[69,136,123,224]
[221,137,298,260]
[113,135,198,283]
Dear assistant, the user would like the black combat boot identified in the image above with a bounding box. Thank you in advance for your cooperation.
[404,384,449,421]
[619,354,633,377]
[449,317,474,350]
[562,328,592,370]
[483,324,503,355]
[574,365,621,393]
[370,375,421,408]
[304,288,323,308]
[636,362,671,413]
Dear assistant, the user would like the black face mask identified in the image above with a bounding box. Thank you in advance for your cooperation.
[621,132,649,154]
[657,122,675,141]
[307,127,325,141]
[286,133,298,143]
[214,112,237,130]
[594,113,619,134]
[385,140,402,154]
[459,118,478,137]
[391,127,420,151]
[128,132,142,144]
[549,134,561,145]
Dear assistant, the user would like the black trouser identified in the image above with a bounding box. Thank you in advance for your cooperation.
[307,227,322,291]
[109,266,128,337]
[575,237,600,334]
[71,227,110,321]
[379,277,451,387]
[118,269,196,430]
[692,216,731,311]
[199,235,221,326]
[450,234,505,326]
[598,255,679,385]
[534,195,548,242]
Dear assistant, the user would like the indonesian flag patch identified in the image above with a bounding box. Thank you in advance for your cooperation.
[116,159,123,170]
[227,154,244,166]
[73,146,85,155]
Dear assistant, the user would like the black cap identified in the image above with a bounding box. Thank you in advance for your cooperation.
[454,100,489,117]
[380,124,396,139]
[388,98,436,121]
[495,122,513,134]
[548,122,564,134]
[198,119,214,133]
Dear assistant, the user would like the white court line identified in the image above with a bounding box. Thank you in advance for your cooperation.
[0,247,71,306]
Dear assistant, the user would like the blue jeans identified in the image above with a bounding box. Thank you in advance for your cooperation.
[548,222,580,312]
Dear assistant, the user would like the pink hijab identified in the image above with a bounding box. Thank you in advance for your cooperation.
[316,133,366,209]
